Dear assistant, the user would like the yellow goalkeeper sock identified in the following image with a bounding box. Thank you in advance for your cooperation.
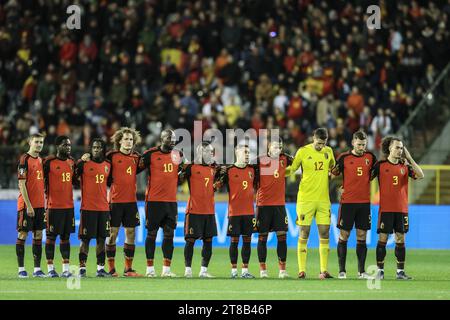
[297,238,308,273]
[319,238,330,273]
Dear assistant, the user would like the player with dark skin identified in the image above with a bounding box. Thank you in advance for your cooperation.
[144,129,180,277]
[78,140,111,277]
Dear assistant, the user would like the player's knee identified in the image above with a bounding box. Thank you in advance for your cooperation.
[203,237,212,243]
[163,226,174,238]
[147,230,157,240]
[17,231,28,241]
[231,236,239,243]
[96,238,106,246]
[258,233,268,242]
[33,230,43,240]
[378,233,388,242]
[60,234,70,242]
[185,238,195,244]
[395,233,405,243]
[339,230,350,241]
[356,229,367,241]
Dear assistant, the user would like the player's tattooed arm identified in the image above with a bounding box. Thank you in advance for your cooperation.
[178,163,191,184]
[403,147,424,179]
[81,153,90,162]
[213,165,228,190]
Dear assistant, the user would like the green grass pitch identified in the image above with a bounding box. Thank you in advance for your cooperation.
[0,245,449,300]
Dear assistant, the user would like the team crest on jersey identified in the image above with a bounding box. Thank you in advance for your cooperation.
[307,156,313,160]
[56,166,60,170]
[400,168,405,175]
[105,166,109,173]
[365,158,370,166]
[248,171,253,179]
[324,153,328,159]
[280,160,284,167]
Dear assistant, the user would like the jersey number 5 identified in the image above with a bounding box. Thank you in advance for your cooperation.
[357,167,363,176]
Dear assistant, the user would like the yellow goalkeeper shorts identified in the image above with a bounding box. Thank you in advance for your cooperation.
[296,201,331,226]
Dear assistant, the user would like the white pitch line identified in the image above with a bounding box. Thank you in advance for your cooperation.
[0,290,449,295]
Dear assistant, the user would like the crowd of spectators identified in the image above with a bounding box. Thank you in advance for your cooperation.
[0,0,449,163]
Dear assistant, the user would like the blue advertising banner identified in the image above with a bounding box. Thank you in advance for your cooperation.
[1,201,449,249]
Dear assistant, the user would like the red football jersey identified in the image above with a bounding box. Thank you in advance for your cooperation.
[333,151,376,203]
[140,147,183,202]
[185,164,216,214]
[372,160,417,213]
[77,159,111,211]
[17,154,45,210]
[43,156,75,209]
[256,154,292,206]
[107,151,140,203]
[221,165,256,216]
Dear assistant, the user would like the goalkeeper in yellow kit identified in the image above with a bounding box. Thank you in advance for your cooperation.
[286,128,335,279]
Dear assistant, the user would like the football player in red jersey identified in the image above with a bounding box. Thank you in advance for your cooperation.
[140,129,185,277]
[216,144,257,279]
[76,139,111,277]
[182,142,220,278]
[371,136,424,280]
[106,128,143,277]
[16,133,46,278]
[332,131,376,279]
[43,136,76,278]
[255,138,293,278]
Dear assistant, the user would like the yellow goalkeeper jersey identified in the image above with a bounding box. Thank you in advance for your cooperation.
[286,143,336,203]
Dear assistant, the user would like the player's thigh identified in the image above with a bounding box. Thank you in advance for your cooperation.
[271,206,288,232]
[17,209,32,233]
[33,208,46,231]
[122,202,140,228]
[46,209,66,236]
[256,206,273,233]
[241,215,256,237]
[296,202,316,226]
[315,202,331,226]
[377,212,395,234]
[393,213,408,234]
[97,211,111,238]
[79,210,97,240]
[227,216,242,237]
[63,208,75,235]
[337,203,356,231]
[184,214,203,240]
[146,202,166,231]
[354,203,372,231]
[160,202,178,230]
[110,203,125,228]
[203,214,218,238]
